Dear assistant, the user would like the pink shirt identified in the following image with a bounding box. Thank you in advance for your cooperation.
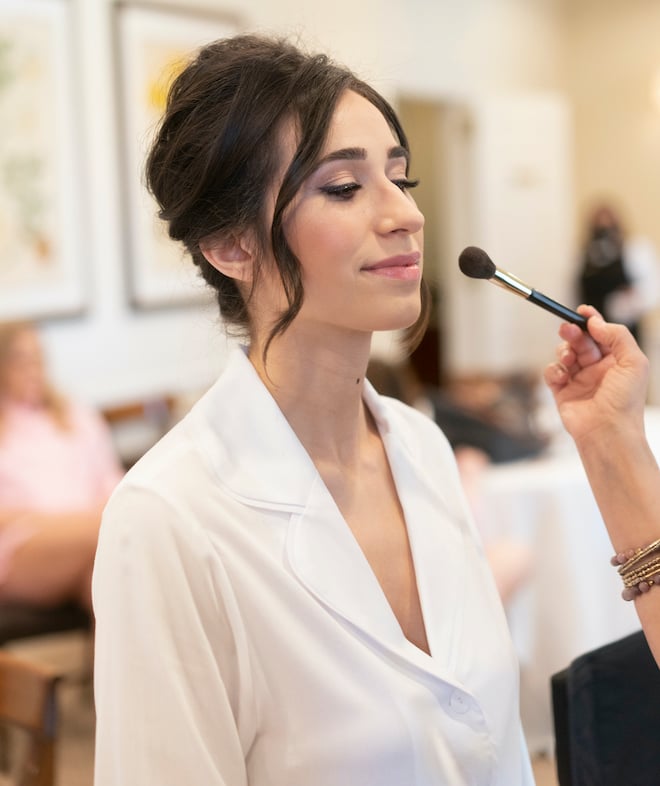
[0,401,123,512]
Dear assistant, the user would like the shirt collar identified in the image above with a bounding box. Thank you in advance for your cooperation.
[189,345,421,512]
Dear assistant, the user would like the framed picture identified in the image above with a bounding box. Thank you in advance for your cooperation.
[114,2,240,309]
[0,0,87,320]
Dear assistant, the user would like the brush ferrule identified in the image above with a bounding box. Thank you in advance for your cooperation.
[490,269,532,299]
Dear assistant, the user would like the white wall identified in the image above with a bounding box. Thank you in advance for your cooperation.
[444,93,574,376]
[35,0,566,406]
[42,0,231,406]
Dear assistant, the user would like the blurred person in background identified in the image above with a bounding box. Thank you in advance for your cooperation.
[578,200,659,347]
[0,321,123,610]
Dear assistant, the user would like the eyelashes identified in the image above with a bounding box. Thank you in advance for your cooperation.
[320,178,420,200]
[320,183,361,199]
[392,178,420,192]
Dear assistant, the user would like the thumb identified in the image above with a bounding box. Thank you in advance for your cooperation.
[586,314,650,390]
[586,315,637,358]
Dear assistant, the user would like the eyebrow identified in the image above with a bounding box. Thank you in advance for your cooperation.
[315,145,409,168]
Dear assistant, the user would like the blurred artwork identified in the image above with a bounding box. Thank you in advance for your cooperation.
[0,0,85,319]
[115,5,239,309]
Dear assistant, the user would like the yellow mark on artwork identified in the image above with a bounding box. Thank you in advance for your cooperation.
[147,53,190,113]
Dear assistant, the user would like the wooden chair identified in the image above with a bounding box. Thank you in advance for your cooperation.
[100,395,178,469]
[0,598,91,715]
[0,605,90,658]
[0,651,60,786]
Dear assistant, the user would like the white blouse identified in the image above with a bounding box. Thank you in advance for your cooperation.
[93,347,534,786]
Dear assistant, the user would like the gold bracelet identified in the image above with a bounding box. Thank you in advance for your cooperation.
[611,538,660,601]
[622,575,660,601]
[615,538,660,574]
[622,555,660,585]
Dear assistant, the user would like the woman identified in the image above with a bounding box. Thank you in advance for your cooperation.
[93,35,534,785]
[0,321,123,609]
[545,305,660,666]
[577,202,659,345]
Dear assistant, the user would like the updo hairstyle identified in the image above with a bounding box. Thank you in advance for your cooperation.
[145,35,428,352]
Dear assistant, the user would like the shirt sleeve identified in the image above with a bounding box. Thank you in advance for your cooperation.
[92,482,254,786]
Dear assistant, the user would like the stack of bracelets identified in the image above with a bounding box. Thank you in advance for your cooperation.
[611,538,660,601]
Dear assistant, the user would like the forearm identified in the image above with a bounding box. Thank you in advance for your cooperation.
[0,508,102,537]
[576,423,659,550]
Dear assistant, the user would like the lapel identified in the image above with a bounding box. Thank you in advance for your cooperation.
[286,385,470,681]
[377,397,470,675]
[198,347,470,682]
[195,346,318,513]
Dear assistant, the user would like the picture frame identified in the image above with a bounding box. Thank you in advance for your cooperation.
[0,0,87,320]
[114,2,240,310]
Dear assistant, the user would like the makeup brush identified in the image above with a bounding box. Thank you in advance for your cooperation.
[458,246,588,330]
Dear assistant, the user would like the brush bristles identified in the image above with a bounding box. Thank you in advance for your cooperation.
[458,246,496,279]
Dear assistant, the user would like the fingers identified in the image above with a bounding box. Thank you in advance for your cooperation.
[557,305,640,368]
[545,307,649,394]
[543,360,569,391]
[544,306,606,392]
[557,319,604,370]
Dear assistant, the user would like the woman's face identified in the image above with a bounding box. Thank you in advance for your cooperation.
[0,328,47,406]
[258,90,425,341]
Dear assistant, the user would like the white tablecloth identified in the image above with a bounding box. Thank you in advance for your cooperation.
[477,409,660,753]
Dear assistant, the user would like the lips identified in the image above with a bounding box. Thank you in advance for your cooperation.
[361,252,421,271]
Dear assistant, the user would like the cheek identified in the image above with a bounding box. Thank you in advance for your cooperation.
[289,210,361,272]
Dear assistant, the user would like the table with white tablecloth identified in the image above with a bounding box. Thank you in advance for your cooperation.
[477,410,660,753]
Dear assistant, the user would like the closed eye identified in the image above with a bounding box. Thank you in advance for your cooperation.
[318,177,420,200]
[319,182,361,200]
[392,177,420,192]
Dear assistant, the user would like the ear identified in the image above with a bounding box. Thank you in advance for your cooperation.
[200,234,255,282]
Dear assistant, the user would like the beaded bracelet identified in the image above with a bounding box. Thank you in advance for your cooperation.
[611,538,660,572]
[611,539,660,601]
[622,555,660,586]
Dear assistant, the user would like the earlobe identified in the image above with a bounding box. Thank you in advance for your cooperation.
[200,235,254,282]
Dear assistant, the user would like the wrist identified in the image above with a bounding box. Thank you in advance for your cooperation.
[575,423,660,551]
[573,416,647,459]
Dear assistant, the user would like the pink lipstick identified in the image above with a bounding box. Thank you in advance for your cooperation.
[362,253,421,281]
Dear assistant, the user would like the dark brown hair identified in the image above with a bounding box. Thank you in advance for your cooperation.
[146,34,429,356]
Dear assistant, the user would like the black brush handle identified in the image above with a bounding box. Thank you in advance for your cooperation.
[529,290,588,330]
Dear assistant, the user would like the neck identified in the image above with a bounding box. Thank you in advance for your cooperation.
[248,327,375,467]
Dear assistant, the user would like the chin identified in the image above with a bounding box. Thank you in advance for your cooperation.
[376,302,422,332]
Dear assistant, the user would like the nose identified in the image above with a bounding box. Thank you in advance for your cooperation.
[375,181,425,236]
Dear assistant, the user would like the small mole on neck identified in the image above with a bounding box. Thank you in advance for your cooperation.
[356,378,360,384]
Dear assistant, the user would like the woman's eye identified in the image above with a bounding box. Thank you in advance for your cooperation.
[320,183,361,200]
[392,177,420,192]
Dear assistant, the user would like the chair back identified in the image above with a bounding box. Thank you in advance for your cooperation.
[101,395,177,469]
[551,630,660,786]
[0,605,89,649]
[0,652,60,786]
